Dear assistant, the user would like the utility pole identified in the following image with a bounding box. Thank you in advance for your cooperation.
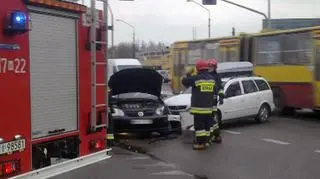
[116,19,135,58]
[268,0,271,28]
[232,27,235,36]
[187,0,211,38]
[133,30,135,58]
[107,3,115,58]
[220,0,271,29]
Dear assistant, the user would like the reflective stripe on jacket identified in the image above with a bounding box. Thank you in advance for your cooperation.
[182,71,216,115]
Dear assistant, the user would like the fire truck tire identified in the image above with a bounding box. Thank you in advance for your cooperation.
[32,146,51,170]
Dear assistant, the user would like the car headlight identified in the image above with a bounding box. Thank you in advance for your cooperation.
[112,108,125,117]
[156,106,165,115]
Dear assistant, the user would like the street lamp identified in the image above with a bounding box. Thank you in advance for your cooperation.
[116,18,135,58]
[107,3,115,58]
[187,0,211,38]
[267,0,271,28]
[220,0,271,29]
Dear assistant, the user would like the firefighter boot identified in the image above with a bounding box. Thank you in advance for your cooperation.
[212,126,222,143]
[208,127,214,145]
[106,133,115,148]
[193,143,205,150]
[193,136,206,150]
[205,131,212,148]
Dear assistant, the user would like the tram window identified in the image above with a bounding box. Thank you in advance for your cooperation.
[188,49,202,65]
[255,35,282,65]
[220,47,227,62]
[204,43,220,60]
[283,32,312,65]
[229,46,239,61]
[173,52,180,75]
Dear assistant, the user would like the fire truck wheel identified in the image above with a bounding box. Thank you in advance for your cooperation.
[32,146,51,170]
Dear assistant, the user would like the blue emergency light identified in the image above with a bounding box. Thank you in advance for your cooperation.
[4,11,29,35]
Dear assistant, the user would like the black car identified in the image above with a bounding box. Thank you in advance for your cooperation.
[108,68,179,136]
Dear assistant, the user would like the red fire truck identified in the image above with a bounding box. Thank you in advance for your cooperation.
[0,0,111,178]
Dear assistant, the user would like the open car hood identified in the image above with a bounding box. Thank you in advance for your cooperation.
[108,68,163,97]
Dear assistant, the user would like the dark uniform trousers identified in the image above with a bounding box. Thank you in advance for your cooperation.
[193,114,212,145]
[106,108,115,147]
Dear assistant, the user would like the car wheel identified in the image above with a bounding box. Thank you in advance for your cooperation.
[215,111,223,129]
[159,129,170,136]
[170,121,182,135]
[256,104,271,123]
[159,122,172,136]
[138,132,151,139]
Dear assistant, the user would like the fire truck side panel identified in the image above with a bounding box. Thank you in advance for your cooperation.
[0,0,32,176]
[77,13,106,156]
[29,10,79,139]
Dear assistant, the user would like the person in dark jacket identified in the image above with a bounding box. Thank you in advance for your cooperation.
[181,60,217,150]
[207,59,223,144]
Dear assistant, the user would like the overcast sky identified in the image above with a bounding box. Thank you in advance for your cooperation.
[86,0,320,45]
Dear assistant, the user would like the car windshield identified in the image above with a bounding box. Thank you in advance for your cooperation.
[183,82,226,94]
[117,65,142,71]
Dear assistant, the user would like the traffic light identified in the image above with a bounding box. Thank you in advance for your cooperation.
[202,0,217,5]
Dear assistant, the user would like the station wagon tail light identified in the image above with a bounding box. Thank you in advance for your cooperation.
[0,160,20,176]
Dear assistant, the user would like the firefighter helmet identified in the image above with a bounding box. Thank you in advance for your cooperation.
[196,59,208,71]
[208,58,218,68]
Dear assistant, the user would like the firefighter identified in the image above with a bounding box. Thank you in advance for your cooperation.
[182,60,217,150]
[106,88,115,148]
[207,59,223,144]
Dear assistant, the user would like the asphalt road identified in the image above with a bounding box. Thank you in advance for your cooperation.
[53,111,320,179]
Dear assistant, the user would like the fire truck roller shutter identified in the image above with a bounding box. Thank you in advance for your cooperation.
[29,12,78,139]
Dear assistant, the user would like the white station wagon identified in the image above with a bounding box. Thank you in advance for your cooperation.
[165,76,276,128]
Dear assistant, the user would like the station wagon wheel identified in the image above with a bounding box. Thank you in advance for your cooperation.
[256,104,271,123]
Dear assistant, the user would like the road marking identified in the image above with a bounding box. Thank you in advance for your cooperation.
[139,162,176,168]
[222,130,241,135]
[314,150,320,153]
[150,170,193,177]
[189,126,194,131]
[260,138,291,145]
[126,156,150,160]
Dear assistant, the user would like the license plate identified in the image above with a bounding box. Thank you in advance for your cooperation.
[131,119,153,124]
[0,139,26,155]
[168,115,181,122]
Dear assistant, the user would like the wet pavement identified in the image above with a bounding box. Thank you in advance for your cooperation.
[53,111,320,179]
